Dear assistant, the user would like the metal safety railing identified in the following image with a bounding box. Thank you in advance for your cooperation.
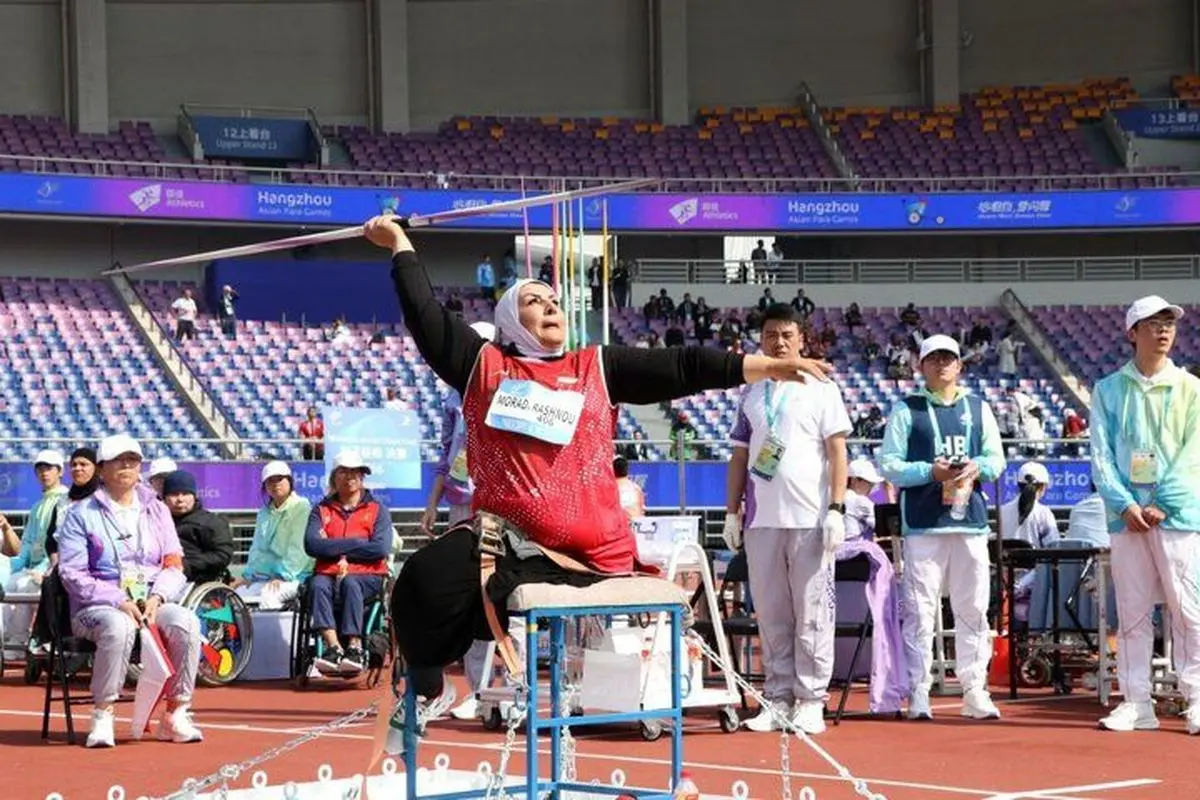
[0,152,1195,194]
[632,254,1200,286]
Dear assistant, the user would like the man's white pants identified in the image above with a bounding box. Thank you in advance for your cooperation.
[1110,528,1200,704]
[901,534,992,695]
[744,527,834,703]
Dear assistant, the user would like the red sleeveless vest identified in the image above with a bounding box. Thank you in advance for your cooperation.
[462,344,637,574]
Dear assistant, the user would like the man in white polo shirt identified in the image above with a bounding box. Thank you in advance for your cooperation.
[724,303,850,734]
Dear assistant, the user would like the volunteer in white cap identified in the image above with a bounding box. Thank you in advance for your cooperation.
[1,449,68,659]
[724,303,852,735]
[146,457,178,497]
[56,434,203,747]
[999,462,1058,548]
[1090,295,1200,734]
[879,333,1007,721]
[845,458,884,541]
[232,461,314,610]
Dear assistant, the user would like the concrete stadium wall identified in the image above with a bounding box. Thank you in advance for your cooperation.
[0,0,1194,128]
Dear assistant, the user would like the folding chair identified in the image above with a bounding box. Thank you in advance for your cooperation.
[829,553,874,725]
[38,569,135,745]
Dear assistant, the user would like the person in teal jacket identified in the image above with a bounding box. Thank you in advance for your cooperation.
[232,461,314,610]
[1090,295,1200,735]
[1,449,68,659]
[879,334,1006,723]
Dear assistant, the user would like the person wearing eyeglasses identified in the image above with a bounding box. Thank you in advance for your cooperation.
[1090,295,1200,734]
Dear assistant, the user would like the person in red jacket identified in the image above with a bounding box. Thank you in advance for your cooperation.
[362,213,833,720]
[304,450,393,675]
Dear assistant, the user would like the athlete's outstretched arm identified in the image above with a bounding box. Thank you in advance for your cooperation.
[601,346,833,405]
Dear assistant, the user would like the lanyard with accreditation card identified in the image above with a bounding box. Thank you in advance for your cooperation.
[1129,389,1173,492]
[750,381,790,481]
[926,394,976,505]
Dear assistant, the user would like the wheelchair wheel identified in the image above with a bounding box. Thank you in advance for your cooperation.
[183,582,255,687]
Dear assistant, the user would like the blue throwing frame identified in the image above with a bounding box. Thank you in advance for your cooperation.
[401,601,687,799]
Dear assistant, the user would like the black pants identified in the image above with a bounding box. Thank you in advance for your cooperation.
[389,526,603,670]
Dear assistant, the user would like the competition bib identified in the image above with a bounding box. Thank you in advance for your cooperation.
[484,379,585,446]
[120,567,148,603]
[1129,450,1157,487]
[750,434,787,481]
[449,449,470,483]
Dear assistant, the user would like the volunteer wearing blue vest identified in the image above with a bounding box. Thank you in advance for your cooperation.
[724,303,852,735]
[879,334,1006,721]
[1090,295,1200,735]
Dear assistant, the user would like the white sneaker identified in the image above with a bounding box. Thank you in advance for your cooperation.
[907,689,933,720]
[156,704,204,743]
[1186,704,1200,736]
[744,699,791,732]
[85,708,115,748]
[450,697,479,722]
[1098,700,1159,732]
[961,688,1001,720]
[791,700,827,735]
[388,678,459,737]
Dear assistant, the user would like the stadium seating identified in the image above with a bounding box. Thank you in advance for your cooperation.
[2,80,1178,191]
[133,281,660,461]
[0,277,218,463]
[332,113,841,192]
[0,115,258,182]
[616,302,1073,461]
[1029,304,1199,387]
[822,79,1186,190]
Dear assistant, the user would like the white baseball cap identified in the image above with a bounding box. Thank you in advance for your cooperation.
[1125,295,1184,331]
[1017,461,1051,486]
[261,460,292,483]
[148,457,178,478]
[848,458,884,485]
[33,449,65,469]
[332,450,372,474]
[470,321,497,341]
[918,334,961,362]
[97,434,144,463]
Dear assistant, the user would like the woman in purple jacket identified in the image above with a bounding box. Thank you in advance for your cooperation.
[56,434,203,749]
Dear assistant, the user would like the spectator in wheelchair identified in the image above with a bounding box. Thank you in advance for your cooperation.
[56,434,204,749]
[304,450,393,676]
[230,460,314,609]
[161,470,234,586]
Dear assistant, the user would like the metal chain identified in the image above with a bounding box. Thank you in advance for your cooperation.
[154,703,379,800]
[779,728,793,800]
[689,632,887,800]
[485,694,525,800]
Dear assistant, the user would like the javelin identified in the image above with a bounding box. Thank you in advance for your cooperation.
[103,177,658,276]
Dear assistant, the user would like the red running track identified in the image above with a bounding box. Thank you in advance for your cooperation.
[2,673,1197,800]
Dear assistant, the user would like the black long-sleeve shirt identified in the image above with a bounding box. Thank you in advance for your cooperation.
[389,251,747,404]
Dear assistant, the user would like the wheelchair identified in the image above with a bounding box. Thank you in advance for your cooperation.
[180,581,256,687]
[290,573,393,689]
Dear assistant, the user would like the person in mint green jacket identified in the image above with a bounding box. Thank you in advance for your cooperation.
[232,461,314,610]
[878,334,1007,723]
[2,449,68,658]
[1091,295,1200,735]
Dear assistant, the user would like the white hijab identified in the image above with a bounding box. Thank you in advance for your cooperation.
[494,278,565,358]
